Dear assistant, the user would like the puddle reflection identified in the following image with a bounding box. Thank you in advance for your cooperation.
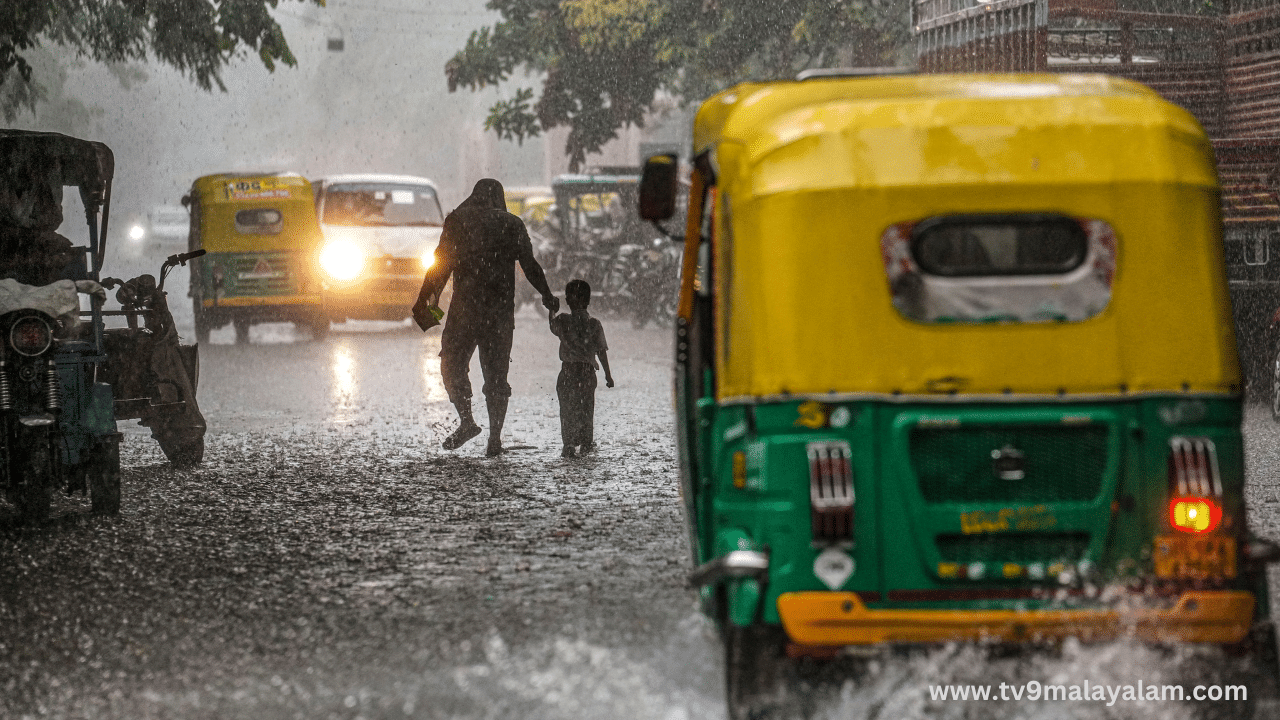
[331,340,357,422]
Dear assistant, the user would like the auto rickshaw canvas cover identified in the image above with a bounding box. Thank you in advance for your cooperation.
[692,74,1240,404]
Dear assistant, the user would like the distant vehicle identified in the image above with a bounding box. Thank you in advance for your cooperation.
[147,205,188,244]
[185,172,327,344]
[311,174,445,326]
[122,205,189,259]
[503,185,552,217]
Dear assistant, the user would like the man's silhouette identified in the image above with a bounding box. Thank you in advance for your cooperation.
[415,179,559,456]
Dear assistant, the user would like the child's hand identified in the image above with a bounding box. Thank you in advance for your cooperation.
[605,377,615,388]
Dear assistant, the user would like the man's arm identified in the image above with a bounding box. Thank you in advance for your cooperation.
[512,218,559,312]
[415,218,458,307]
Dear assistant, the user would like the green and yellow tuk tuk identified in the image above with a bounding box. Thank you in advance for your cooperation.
[640,73,1280,718]
[185,172,325,343]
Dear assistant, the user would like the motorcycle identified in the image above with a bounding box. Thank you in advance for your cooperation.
[101,250,208,467]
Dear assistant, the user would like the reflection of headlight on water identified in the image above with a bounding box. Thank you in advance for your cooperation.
[128,225,145,241]
[319,240,365,280]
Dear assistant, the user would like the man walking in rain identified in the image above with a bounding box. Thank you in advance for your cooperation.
[414,178,560,456]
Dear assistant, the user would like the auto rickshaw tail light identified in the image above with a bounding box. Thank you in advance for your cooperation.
[808,441,854,544]
[1169,497,1221,534]
[1167,437,1224,534]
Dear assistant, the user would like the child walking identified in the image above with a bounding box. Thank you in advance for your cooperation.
[549,279,614,457]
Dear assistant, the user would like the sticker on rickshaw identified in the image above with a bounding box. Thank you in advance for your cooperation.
[225,177,292,201]
[238,259,284,280]
[960,505,1057,534]
[794,401,828,429]
[1154,535,1237,579]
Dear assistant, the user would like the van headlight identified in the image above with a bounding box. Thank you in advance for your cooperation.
[319,240,365,281]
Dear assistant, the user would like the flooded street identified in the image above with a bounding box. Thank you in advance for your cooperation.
[0,308,1278,719]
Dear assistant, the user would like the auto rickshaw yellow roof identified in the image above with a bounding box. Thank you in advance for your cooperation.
[696,73,1239,401]
[694,73,1212,192]
[191,172,312,203]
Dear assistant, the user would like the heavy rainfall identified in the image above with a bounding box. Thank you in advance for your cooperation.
[2,1,1280,719]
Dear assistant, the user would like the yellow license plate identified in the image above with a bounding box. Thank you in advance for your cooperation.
[1154,534,1237,580]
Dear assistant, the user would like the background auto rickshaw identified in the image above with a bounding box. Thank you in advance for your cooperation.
[185,172,325,343]
[641,73,1280,719]
[528,169,683,327]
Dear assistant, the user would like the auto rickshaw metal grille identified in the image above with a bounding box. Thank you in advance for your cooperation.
[808,441,854,544]
[227,252,297,294]
[910,425,1109,503]
[935,532,1090,564]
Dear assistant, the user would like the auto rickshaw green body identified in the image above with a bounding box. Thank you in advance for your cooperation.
[641,73,1280,717]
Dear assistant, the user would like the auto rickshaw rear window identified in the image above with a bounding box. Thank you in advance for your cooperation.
[911,216,1087,277]
[882,215,1117,325]
[234,208,283,235]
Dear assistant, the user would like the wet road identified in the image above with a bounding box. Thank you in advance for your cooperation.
[2,306,1280,719]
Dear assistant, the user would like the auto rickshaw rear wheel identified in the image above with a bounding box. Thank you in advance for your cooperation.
[192,297,210,345]
[310,314,330,340]
[1271,352,1280,422]
[88,439,121,515]
[233,317,250,345]
[154,428,205,468]
[12,427,53,524]
[724,624,828,720]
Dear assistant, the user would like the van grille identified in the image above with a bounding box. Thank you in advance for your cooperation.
[911,425,1108,504]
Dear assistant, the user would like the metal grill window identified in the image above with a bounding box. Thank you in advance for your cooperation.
[1168,436,1222,498]
[808,441,854,544]
[911,425,1109,504]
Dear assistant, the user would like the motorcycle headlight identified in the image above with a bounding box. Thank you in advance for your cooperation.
[319,240,365,281]
[10,317,52,356]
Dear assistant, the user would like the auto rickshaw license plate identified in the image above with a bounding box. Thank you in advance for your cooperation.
[1154,535,1236,579]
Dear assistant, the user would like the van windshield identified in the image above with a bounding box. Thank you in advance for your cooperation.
[322,183,444,227]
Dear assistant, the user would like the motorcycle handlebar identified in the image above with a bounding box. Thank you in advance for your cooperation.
[165,249,207,267]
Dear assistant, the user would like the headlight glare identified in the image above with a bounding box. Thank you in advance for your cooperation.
[319,240,365,281]
[421,249,436,270]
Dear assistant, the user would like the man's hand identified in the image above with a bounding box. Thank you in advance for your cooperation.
[542,293,560,313]
[605,376,615,388]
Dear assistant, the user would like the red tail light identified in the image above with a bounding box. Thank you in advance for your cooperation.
[1169,497,1222,534]
[1167,437,1225,534]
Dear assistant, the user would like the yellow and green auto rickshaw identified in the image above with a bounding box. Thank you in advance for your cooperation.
[185,172,325,343]
[640,73,1280,718]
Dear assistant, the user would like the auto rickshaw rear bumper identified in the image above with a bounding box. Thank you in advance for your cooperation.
[777,590,1256,646]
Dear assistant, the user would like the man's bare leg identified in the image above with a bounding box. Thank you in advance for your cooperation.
[485,394,508,457]
[442,398,482,450]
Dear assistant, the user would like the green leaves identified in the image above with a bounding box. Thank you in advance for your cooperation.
[448,0,910,167]
[0,0,324,120]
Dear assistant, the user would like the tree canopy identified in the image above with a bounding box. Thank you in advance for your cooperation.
[446,0,908,170]
[0,0,324,121]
